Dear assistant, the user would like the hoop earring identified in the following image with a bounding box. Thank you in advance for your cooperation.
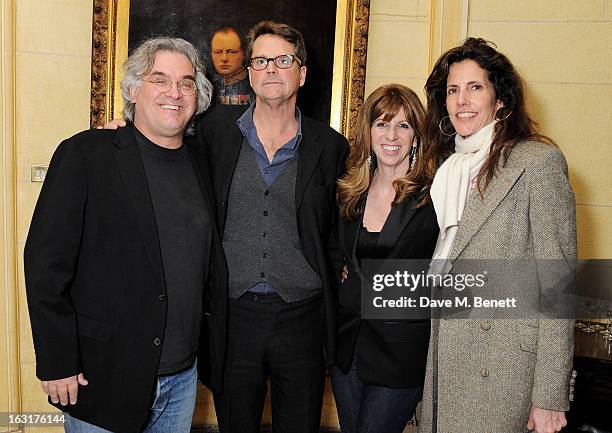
[438,116,456,137]
[495,108,512,121]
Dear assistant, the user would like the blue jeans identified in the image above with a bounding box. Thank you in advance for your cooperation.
[64,360,197,433]
[330,357,422,433]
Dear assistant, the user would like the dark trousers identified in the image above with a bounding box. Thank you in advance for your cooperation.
[214,292,325,433]
[330,356,422,433]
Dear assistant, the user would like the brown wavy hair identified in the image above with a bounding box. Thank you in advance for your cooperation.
[337,84,436,221]
[246,21,307,65]
[424,38,554,192]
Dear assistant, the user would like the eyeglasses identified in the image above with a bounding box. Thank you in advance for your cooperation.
[142,76,197,96]
[248,54,301,71]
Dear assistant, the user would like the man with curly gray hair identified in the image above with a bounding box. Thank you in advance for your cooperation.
[25,37,223,433]
[121,37,213,123]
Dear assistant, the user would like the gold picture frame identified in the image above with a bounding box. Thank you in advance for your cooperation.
[89,0,370,142]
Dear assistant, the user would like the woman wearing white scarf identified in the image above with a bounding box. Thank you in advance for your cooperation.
[419,38,576,433]
[430,121,495,268]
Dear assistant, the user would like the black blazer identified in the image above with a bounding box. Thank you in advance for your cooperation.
[335,194,438,387]
[24,125,227,433]
[197,105,348,363]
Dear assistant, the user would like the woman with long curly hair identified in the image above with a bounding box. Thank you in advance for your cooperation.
[419,38,575,433]
[331,84,439,433]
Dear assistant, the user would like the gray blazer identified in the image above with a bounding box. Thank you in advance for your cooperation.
[419,141,576,433]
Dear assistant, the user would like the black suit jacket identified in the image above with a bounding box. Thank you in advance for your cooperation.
[24,125,227,433]
[335,194,439,387]
[196,105,348,364]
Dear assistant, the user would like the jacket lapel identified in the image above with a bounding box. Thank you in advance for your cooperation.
[346,194,418,270]
[295,125,323,211]
[112,125,164,287]
[449,165,525,260]
[220,118,243,207]
[377,196,419,252]
[345,195,366,266]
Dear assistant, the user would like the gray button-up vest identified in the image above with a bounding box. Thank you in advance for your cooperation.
[223,138,322,302]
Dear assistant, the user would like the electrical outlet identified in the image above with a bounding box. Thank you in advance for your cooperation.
[31,164,49,182]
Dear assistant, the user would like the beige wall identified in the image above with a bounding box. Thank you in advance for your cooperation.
[2,0,92,431]
[465,0,612,258]
[365,0,432,100]
[364,0,612,259]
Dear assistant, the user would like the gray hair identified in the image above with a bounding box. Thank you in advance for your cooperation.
[120,37,213,122]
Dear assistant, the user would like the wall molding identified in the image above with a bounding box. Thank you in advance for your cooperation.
[428,0,468,70]
[0,0,21,417]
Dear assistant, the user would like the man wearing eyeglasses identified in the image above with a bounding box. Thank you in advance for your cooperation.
[24,37,226,433]
[198,20,348,433]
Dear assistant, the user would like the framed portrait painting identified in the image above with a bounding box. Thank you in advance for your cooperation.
[90,0,371,142]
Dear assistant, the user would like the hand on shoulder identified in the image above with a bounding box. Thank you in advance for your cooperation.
[98,119,126,130]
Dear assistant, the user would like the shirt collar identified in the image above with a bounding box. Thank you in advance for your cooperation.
[236,102,303,150]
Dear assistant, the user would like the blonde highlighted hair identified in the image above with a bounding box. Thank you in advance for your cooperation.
[337,84,436,221]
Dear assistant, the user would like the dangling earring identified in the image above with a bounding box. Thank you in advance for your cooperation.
[408,141,418,170]
[367,152,377,169]
[438,115,456,137]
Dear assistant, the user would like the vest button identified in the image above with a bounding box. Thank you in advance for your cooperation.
[158,294,166,301]
[263,252,267,258]
[264,189,269,196]
[260,272,265,278]
[153,338,161,346]
[263,231,267,237]
[263,210,268,216]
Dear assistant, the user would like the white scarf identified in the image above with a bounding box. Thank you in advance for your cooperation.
[430,121,496,266]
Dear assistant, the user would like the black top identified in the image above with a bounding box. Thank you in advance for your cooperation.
[136,129,212,374]
[357,220,400,260]
[356,224,380,259]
